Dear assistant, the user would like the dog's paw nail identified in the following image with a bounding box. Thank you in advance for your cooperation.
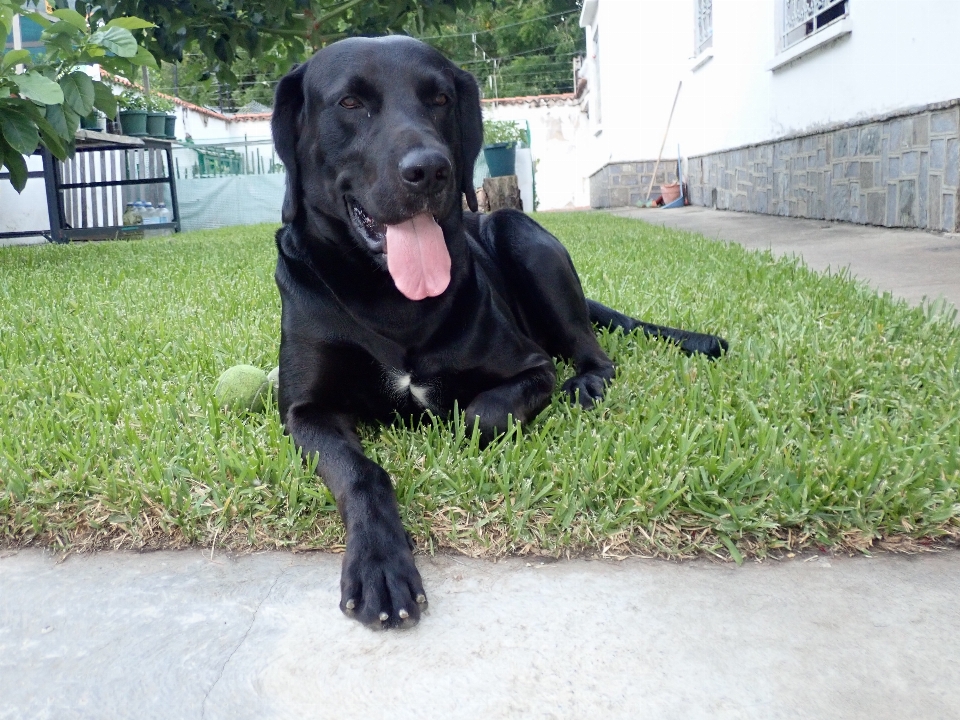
[345,598,356,610]
[416,593,427,604]
[399,608,409,619]
[379,611,389,622]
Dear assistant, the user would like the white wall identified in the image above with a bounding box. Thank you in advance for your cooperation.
[584,0,960,165]
[580,0,691,175]
[482,99,593,209]
[0,155,48,245]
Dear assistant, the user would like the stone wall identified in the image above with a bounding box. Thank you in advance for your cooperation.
[589,160,682,208]
[686,101,960,232]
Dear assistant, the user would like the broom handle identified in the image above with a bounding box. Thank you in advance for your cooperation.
[645,80,682,201]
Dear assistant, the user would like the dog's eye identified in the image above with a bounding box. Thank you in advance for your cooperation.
[433,93,448,106]
[339,96,362,109]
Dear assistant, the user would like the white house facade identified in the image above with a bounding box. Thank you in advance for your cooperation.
[580,0,960,232]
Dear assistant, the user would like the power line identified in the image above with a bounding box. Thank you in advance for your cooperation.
[457,45,580,66]
[418,8,579,41]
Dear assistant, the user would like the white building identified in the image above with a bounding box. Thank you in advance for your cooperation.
[580,0,960,232]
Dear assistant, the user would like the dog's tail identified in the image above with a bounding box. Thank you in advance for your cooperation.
[587,299,729,359]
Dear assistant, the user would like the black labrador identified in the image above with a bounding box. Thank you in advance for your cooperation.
[271,36,727,629]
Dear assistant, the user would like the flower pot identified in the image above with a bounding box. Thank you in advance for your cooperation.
[119,109,148,136]
[80,113,103,131]
[164,114,177,139]
[483,142,516,178]
[146,111,167,137]
[660,182,681,204]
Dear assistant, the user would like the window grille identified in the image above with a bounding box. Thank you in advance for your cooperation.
[695,0,713,56]
[781,0,848,51]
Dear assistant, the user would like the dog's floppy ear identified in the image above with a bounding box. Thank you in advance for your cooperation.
[454,68,483,212]
[272,63,307,223]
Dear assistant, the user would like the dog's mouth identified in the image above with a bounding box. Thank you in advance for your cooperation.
[347,198,451,301]
[349,199,388,252]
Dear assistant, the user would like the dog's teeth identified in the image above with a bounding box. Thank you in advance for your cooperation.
[399,608,409,619]
[379,611,389,622]
[416,594,427,604]
[345,598,356,610]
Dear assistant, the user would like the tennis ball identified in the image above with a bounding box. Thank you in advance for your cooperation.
[214,365,270,412]
[266,366,280,396]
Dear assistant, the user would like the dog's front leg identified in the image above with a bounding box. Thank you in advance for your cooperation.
[286,405,426,629]
[464,363,557,443]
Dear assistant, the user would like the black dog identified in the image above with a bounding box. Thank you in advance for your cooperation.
[271,36,727,629]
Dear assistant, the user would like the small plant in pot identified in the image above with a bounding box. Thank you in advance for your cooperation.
[118,90,148,136]
[482,120,527,178]
[145,94,174,137]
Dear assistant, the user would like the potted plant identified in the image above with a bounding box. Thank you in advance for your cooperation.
[118,89,148,136]
[482,120,527,177]
[145,94,173,137]
[80,111,105,131]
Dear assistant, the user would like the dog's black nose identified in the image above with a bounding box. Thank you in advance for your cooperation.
[399,149,451,194]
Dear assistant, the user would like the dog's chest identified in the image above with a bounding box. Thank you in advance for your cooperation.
[386,368,437,410]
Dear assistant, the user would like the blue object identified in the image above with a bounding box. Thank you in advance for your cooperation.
[662,145,685,209]
[483,143,517,178]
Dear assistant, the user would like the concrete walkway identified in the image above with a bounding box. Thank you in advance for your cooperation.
[4,208,960,719]
[611,205,960,311]
[2,548,959,719]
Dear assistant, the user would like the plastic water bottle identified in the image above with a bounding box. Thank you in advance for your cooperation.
[142,202,157,237]
[157,203,172,236]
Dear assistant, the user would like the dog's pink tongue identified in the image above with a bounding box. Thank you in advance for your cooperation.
[385,213,450,300]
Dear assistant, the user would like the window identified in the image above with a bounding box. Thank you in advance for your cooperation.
[695,0,713,56]
[781,0,848,51]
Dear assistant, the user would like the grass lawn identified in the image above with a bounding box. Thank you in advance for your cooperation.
[1,212,959,560]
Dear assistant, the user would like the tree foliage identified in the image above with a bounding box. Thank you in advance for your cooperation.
[78,0,473,89]
[0,1,156,191]
[413,0,583,99]
[129,1,584,112]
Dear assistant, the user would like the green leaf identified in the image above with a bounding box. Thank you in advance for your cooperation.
[2,49,31,70]
[0,136,29,192]
[42,19,83,38]
[0,7,14,39]
[45,103,70,140]
[89,26,138,58]
[127,45,159,70]
[0,108,40,155]
[13,71,65,105]
[92,81,119,120]
[51,8,89,32]
[105,17,156,31]
[36,116,68,160]
[23,12,52,29]
[60,72,96,117]
[62,105,81,136]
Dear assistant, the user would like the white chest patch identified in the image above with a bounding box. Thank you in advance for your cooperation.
[393,372,433,408]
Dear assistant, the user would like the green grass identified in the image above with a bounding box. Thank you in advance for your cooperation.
[1,213,959,559]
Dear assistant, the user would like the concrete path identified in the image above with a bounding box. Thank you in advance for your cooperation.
[4,209,960,719]
[2,548,959,720]
[610,205,960,311]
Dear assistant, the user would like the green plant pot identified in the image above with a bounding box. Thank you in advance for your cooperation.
[80,113,103,131]
[483,142,516,178]
[164,114,177,139]
[146,111,167,137]
[119,110,148,136]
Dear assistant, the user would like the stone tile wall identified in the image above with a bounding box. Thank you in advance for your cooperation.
[589,160,681,208]
[686,101,960,232]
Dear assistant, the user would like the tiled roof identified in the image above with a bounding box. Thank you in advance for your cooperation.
[102,71,271,123]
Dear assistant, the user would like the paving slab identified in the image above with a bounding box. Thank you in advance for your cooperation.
[610,206,960,311]
[2,548,958,719]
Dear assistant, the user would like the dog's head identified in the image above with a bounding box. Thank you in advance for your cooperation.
[272,36,483,300]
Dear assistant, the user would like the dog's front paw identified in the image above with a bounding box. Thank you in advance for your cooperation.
[339,528,427,629]
[561,373,607,408]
